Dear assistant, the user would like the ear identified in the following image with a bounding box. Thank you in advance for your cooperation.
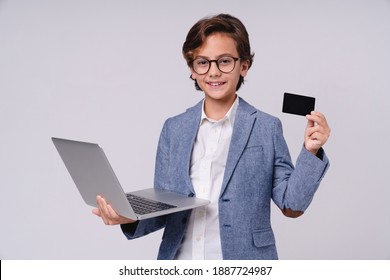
[240,60,250,77]
[190,69,197,80]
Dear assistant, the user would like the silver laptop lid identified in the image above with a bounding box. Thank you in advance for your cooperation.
[52,137,137,220]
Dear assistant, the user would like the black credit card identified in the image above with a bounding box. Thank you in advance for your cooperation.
[282,92,315,116]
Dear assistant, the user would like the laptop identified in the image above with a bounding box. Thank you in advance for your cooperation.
[52,137,209,220]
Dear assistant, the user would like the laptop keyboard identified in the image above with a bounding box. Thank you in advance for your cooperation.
[126,194,177,215]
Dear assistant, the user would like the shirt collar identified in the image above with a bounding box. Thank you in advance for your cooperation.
[200,95,239,127]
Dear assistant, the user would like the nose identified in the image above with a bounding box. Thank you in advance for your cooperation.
[208,60,221,76]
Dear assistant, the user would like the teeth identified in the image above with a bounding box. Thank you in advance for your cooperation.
[209,82,223,86]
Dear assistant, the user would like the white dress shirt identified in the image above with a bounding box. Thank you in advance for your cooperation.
[175,97,239,260]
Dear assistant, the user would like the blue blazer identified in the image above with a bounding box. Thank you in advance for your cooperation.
[121,97,329,259]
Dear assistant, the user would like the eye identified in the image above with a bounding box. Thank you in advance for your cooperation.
[194,58,209,67]
[219,57,234,65]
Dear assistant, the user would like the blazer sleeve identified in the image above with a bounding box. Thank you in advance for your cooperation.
[271,118,330,213]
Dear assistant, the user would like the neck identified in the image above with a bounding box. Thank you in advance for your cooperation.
[204,94,237,121]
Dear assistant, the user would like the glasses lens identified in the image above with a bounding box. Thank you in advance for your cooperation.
[217,57,235,73]
[192,58,209,75]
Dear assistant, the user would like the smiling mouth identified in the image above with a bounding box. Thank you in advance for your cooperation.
[207,82,226,87]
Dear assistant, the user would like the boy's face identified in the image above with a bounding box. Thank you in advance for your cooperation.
[191,33,249,104]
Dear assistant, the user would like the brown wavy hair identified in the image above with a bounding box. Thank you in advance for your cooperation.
[182,14,254,91]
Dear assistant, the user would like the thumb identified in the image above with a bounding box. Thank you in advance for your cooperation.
[306,114,315,127]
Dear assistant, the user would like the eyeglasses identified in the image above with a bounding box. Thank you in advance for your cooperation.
[190,56,241,75]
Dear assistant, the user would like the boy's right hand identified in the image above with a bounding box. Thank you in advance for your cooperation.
[92,195,136,225]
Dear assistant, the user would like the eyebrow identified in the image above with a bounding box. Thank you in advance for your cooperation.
[194,53,236,59]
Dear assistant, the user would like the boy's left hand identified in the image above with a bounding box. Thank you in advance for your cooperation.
[304,111,331,156]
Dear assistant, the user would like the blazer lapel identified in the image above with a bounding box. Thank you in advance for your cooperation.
[220,98,257,196]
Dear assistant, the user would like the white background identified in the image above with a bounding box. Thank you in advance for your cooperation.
[1,0,389,259]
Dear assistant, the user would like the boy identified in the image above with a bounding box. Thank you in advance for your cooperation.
[93,14,330,260]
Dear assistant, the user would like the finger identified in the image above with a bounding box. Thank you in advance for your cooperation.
[107,205,119,219]
[106,204,120,223]
[96,195,105,208]
[307,131,323,141]
[96,196,136,225]
[106,204,133,225]
[100,198,120,225]
[306,132,328,148]
[310,111,325,118]
[92,208,102,217]
[97,195,109,214]
[307,118,330,139]
[306,125,325,137]
[305,122,317,137]
[106,202,137,223]
[306,111,328,127]
[307,122,330,141]
[305,117,315,141]
[306,111,323,121]
[97,195,110,224]
[306,118,315,130]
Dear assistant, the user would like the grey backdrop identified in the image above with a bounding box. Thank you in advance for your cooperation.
[1,0,389,259]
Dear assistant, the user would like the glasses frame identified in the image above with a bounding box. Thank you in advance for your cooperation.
[190,56,242,75]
